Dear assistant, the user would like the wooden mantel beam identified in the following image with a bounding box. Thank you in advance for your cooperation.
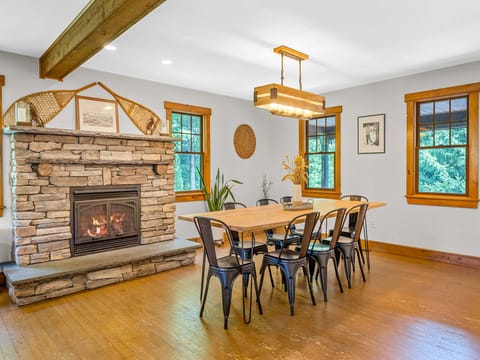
[39,0,166,80]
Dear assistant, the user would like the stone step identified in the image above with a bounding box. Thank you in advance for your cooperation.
[3,238,200,305]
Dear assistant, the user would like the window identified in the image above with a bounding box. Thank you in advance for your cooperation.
[164,101,211,202]
[405,83,479,208]
[299,106,342,199]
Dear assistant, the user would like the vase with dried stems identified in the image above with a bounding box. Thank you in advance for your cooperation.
[281,154,308,206]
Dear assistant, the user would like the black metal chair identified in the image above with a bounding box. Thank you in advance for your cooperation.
[279,196,293,204]
[259,212,319,316]
[335,203,368,288]
[307,208,346,302]
[223,202,247,210]
[257,198,301,249]
[256,198,279,206]
[340,194,370,269]
[222,202,269,259]
[194,216,263,329]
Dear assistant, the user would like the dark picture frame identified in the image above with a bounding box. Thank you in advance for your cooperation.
[75,95,119,133]
[357,113,385,154]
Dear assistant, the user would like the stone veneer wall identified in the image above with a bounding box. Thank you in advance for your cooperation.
[8,126,176,267]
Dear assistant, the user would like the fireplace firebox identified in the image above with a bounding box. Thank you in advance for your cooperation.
[71,185,141,256]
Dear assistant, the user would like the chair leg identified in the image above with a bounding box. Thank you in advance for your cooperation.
[200,251,207,302]
[258,262,266,294]
[251,272,263,315]
[305,265,316,306]
[363,220,371,270]
[318,263,328,302]
[199,273,212,318]
[268,265,275,288]
[308,256,316,282]
[221,281,235,330]
[286,272,297,316]
[355,248,366,282]
[242,273,249,298]
[332,255,344,293]
[341,248,353,288]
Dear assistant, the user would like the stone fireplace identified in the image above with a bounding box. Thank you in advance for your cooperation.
[8,126,176,266]
[4,126,200,305]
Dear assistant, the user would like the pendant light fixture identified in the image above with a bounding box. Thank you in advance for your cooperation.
[254,45,325,119]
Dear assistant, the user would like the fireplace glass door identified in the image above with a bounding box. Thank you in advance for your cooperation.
[72,185,140,256]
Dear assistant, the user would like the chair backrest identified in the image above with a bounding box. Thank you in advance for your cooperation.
[311,208,346,250]
[340,194,368,233]
[223,202,246,210]
[342,203,368,242]
[280,196,292,204]
[256,198,279,206]
[281,212,319,257]
[194,216,239,267]
[341,194,369,202]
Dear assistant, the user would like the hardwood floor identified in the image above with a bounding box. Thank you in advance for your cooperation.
[0,247,479,359]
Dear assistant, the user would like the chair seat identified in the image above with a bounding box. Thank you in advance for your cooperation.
[216,255,254,269]
[337,235,355,244]
[265,248,301,260]
[308,243,330,252]
[234,240,267,249]
[267,233,301,248]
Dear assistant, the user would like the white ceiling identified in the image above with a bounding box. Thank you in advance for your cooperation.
[2,0,480,100]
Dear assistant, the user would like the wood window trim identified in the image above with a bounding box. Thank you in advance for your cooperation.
[164,101,211,203]
[0,75,4,216]
[405,83,479,208]
[299,105,342,199]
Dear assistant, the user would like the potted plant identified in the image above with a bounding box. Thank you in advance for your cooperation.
[198,168,243,245]
[198,168,243,211]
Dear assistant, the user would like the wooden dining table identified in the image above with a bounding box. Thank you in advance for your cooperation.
[178,198,386,233]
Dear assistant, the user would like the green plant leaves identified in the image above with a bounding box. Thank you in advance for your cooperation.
[197,168,243,211]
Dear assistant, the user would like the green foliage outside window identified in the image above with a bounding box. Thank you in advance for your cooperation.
[417,97,467,194]
[306,116,336,189]
[172,112,203,192]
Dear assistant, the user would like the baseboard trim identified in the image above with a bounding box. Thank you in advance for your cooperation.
[366,240,480,268]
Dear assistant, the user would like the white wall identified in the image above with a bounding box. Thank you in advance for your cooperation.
[2,50,480,262]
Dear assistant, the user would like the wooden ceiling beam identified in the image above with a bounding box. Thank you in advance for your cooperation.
[39,0,166,80]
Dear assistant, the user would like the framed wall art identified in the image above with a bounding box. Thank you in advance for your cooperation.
[357,113,385,154]
[75,95,119,133]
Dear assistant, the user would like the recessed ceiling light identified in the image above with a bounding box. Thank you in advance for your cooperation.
[161,59,173,65]
[104,44,116,51]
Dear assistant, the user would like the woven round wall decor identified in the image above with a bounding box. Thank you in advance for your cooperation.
[233,124,256,159]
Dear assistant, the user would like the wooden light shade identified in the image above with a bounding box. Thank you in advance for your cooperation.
[254,83,325,119]
[254,45,325,120]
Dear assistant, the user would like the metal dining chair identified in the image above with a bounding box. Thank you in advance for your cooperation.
[335,203,369,288]
[340,194,370,269]
[258,211,319,316]
[307,208,346,301]
[194,216,263,329]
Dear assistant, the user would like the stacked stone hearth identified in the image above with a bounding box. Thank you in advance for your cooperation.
[4,126,199,305]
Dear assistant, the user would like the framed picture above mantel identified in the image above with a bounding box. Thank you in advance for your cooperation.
[357,113,385,154]
[75,95,119,133]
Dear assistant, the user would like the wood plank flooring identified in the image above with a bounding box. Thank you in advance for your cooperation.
[0,247,479,359]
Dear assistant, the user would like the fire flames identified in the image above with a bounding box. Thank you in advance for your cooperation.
[86,212,127,238]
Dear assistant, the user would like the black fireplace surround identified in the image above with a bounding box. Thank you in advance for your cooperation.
[71,185,141,256]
